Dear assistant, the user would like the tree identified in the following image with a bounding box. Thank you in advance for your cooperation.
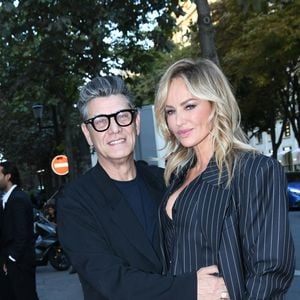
[0,0,180,192]
[194,0,219,65]
[212,0,300,157]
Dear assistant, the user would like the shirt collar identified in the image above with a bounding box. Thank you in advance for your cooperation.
[2,185,17,208]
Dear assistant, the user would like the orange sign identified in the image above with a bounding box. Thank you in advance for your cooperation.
[51,155,69,176]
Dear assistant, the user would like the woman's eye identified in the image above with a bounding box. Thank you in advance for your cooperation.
[165,110,175,116]
[186,104,196,110]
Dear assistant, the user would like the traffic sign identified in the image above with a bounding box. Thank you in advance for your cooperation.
[51,155,69,176]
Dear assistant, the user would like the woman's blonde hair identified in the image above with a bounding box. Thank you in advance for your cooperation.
[154,58,255,186]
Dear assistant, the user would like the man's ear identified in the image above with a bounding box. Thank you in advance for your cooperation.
[135,112,140,136]
[5,173,11,182]
[81,123,93,146]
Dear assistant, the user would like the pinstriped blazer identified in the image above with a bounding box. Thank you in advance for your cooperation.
[160,152,295,299]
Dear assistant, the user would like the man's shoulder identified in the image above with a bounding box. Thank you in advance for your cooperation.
[9,187,32,208]
[136,160,164,176]
[11,187,29,199]
[136,160,165,190]
[57,166,97,202]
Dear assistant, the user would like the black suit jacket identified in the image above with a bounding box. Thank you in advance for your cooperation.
[160,152,295,299]
[57,161,196,300]
[0,187,35,265]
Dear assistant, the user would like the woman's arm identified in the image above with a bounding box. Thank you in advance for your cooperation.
[240,157,295,298]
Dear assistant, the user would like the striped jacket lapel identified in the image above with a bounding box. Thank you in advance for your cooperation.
[170,159,232,253]
[198,160,232,254]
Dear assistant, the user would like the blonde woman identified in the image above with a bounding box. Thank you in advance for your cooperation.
[155,58,295,299]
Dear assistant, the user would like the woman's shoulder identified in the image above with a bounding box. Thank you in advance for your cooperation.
[235,151,283,173]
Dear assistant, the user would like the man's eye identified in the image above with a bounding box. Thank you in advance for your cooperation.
[94,118,107,125]
[118,113,130,121]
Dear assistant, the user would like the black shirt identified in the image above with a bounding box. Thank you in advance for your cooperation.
[114,176,157,243]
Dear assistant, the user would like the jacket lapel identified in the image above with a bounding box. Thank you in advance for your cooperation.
[200,160,232,253]
[3,187,18,211]
[90,163,162,270]
[169,159,232,254]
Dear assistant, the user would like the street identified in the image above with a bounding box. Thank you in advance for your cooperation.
[36,211,300,299]
[287,211,300,299]
[36,266,83,300]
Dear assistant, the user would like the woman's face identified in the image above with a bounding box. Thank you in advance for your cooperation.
[165,77,213,151]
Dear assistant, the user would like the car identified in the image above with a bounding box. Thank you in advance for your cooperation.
[286,172,300,210]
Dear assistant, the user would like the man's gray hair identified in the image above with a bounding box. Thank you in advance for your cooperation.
[77,76,134,120]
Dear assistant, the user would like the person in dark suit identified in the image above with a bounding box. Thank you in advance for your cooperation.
[154,58,296,299]
[0,161,39,300]
[56,75,228,300]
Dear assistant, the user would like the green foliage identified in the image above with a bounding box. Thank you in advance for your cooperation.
[212,0,299,148]
[128,45,197,107]
[0,0,180,189]
[132,0,299,157]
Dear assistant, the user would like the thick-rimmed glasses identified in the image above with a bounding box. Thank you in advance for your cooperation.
[84,108,137,132]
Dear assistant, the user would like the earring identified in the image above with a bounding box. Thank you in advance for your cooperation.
[89,145,95,154]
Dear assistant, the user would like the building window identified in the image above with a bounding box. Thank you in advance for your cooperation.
[285,122,291,137]
[283,146,292,152]
[255,132,263,144]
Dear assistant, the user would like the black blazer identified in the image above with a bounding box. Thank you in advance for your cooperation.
[0,187,35,265]
[160,152,295,299]
[57,161,196,300]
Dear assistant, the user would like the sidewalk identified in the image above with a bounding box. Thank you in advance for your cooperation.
[36,264,298,299]
[36,265,83,300]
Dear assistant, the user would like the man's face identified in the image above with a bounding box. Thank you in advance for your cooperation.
[0,166,9,192]
[81,95,140,166]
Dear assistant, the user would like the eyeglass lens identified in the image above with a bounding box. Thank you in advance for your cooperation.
[87,109,136,132]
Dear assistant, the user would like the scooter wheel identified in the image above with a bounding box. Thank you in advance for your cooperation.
[48,246,71,271]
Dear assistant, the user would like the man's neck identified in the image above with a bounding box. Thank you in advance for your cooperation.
[4,182,13,193]
[99,158,136,181]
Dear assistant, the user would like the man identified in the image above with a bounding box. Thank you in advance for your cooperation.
[57,76,228,300]
[0,161,39,300]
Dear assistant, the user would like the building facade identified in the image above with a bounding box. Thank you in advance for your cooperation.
[248,121,300,171]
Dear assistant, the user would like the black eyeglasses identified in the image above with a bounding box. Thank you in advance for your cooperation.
[84,108,137,132]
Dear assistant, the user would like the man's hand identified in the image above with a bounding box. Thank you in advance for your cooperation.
[197,265,229,300]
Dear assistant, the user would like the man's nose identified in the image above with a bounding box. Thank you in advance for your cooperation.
[108,117,121,133]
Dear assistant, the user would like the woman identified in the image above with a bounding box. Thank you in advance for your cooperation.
[154,58,295,299]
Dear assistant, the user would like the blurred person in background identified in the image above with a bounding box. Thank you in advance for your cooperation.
[44,203,56,224]
[0,161,39,300]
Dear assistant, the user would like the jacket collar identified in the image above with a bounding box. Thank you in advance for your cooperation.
[169,158,229,194]
[2,184,17,209]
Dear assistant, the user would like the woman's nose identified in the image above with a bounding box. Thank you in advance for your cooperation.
[175,112,186,126]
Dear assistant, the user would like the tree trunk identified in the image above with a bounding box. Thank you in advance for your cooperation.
[195,0,219,66]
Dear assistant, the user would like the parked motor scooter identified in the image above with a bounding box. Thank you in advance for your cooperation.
[34,208,71,271]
